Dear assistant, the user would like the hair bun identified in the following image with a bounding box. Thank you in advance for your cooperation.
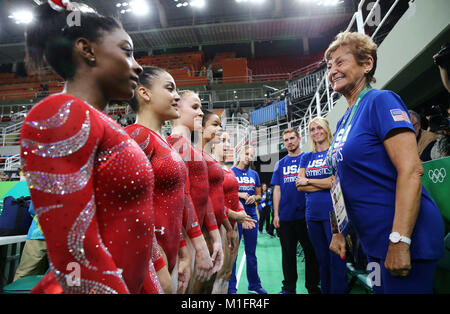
[48,0,70,12]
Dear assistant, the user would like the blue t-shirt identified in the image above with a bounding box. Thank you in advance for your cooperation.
[232,167,261,219]
[27,202,45,240]
[330,89,444,260]
[270,154,306,221]
[300,150,333,222]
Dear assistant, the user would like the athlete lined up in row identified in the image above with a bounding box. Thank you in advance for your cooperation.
[126,66,213,293]
[21,0,162,294]
[211,131,257,294]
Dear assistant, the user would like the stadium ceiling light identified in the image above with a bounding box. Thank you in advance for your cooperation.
[8,10,34,24]
[130,0,150,15]
[297,0,343,5]
[236,0,265,4]
[118,0,149,15]
[317,0,339,5]
[190,0,206,9]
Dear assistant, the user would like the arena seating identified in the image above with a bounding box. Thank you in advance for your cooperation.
[0,50,328,102]
[136,51,208,87]
[0,70,63,101]
[247,50,325,81]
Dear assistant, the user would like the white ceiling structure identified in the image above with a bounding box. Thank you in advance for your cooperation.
[129,13,352,50]
[0,0,356,63]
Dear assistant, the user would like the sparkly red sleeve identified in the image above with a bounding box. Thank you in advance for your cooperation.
[183,182,202,239]
[179,231,187,248]
[21,96,130,294]
[167,135,202,239]
[142,235,164,293]
[229,171,245,212]
[151,233,165,272]
[141,262,163,294]
[204,197,218,231]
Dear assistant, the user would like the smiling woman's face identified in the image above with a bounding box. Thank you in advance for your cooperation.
[327,45,368,97]
[143,71,180,121]
[203,113,222,143]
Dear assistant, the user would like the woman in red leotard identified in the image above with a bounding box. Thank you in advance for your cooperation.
[125,66,211,294]
[168,91,223,293]
[191,109,236,294]
[20,1,162,294]
[211,131,257,294]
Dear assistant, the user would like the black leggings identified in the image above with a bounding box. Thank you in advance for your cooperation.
[258,205,271,233]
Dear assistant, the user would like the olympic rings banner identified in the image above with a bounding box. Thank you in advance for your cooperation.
[422,156,450,233]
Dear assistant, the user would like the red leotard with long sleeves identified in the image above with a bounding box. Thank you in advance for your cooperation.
[223,167,245,227]
[167,134,218,231]
[20,94,159,294]
[125,125,199,272]
[203,151,226,227]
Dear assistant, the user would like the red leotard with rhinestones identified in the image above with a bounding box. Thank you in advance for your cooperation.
[21,94,160,294]
[125,125,199,272]
[202,152,226,227]
[167,134,218,231]
[223,167,245,227]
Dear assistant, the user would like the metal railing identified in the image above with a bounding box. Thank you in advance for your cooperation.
[222,117,255,162]
[288,67,327,102]
[3,154,20,170]
[1,121,23,146]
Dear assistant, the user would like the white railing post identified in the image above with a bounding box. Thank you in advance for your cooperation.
[326,73,331,112]
[315,91,321,117]
[355,9,365,34]
[303,116,307,143]
[371,0,400,39]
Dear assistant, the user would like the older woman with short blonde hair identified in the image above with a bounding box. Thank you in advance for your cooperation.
[325,31,444,294]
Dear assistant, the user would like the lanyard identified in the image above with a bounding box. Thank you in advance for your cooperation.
[327,85,372,175]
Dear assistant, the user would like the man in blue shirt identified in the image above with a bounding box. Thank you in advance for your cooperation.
[271,129,320,294]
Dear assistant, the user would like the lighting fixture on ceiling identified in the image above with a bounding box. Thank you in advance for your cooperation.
[8,10,34,24]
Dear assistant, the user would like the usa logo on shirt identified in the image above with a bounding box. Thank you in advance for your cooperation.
[390,109,410,123]
[237,176,256,184]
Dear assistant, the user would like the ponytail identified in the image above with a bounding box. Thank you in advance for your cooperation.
[129,66,166,113]
[25,2,122,79]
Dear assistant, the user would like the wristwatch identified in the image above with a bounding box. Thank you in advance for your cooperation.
[389,232,411,245]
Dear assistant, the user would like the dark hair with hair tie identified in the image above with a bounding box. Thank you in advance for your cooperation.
[201,109,217,127]
[25,2,122,79]
[128,66,167,113]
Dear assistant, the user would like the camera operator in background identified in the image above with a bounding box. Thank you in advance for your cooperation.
[433,43,450,93]
[427,106,450,160]
[408,110,436,161]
